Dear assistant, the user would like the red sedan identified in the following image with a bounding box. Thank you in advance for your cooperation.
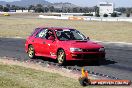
[25,27,105,65]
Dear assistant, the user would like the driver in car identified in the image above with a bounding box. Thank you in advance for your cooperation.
[46,30,54,40]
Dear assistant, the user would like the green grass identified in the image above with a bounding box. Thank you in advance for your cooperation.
[0,61,129,88]
[0,62,83,88]
[0,16,132,42]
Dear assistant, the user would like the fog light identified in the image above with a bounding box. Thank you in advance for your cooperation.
[71,54,78,57]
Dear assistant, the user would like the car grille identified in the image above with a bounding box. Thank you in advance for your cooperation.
[83,49,99,52]
[83,54,98,59]
[73,54,99,59]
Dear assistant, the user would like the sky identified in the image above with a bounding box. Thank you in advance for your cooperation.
[1,0,132,7]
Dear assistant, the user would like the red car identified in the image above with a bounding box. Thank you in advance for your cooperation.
[25,27,105,65]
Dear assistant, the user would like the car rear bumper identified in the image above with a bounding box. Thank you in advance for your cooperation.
[66,52,105,61]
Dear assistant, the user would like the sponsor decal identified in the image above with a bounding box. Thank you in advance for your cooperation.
[78,68,131,86]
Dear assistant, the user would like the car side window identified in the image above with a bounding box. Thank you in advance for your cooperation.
[36,29,48,38]
[45,30,55,39]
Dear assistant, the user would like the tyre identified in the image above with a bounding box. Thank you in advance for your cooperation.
[79,77,90,86]
[57,49,66,66]
[28,45,36,59]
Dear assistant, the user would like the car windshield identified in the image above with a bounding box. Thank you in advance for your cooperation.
[55,29,87,41]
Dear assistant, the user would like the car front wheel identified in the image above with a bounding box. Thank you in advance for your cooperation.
[57,49,66,66]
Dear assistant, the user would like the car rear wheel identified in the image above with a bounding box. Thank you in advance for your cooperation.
[28,45,36,59]
[57,49,66,66]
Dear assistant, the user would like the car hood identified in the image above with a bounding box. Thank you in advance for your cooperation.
[61,40,103,49]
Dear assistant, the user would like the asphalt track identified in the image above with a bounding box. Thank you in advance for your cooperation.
[0,37,132,80]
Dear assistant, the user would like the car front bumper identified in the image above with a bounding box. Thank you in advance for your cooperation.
[66,52,105,61]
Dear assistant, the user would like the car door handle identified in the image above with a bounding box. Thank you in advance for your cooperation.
[43,41,46,44]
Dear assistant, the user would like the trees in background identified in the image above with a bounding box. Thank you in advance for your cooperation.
[111,12,118,17]
[28,5,35,10]
[3,7,9,12]
[115,7,132,17]
[103,14,108,17]
[0,4,28,12]
[34,4,44,12]
[115,7,126,13]
[94,6,100,17]
[0,5,3,11]
[126,8,131,17]
[0,4,96,13]
[0,3,132,17]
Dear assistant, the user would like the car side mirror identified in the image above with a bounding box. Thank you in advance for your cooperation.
[87,37,90,40]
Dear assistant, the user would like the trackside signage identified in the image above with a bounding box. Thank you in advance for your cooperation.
[90,80,130,85]
[79,68,131,86]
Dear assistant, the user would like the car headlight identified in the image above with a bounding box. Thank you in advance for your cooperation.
[70,48,82,52]
[99,47,105,52]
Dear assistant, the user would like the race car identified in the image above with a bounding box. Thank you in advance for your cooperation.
[25,27,105,65]
[3,13,10,16]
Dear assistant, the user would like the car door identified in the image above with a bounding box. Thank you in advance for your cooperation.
[33,29,48,56]
[44,29,57,58]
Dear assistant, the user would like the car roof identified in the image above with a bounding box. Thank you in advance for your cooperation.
[38,26,73,30]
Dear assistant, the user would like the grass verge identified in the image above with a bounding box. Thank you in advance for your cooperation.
[0,58,130,88]
[0,62,83,88]
[0,16,132,42]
